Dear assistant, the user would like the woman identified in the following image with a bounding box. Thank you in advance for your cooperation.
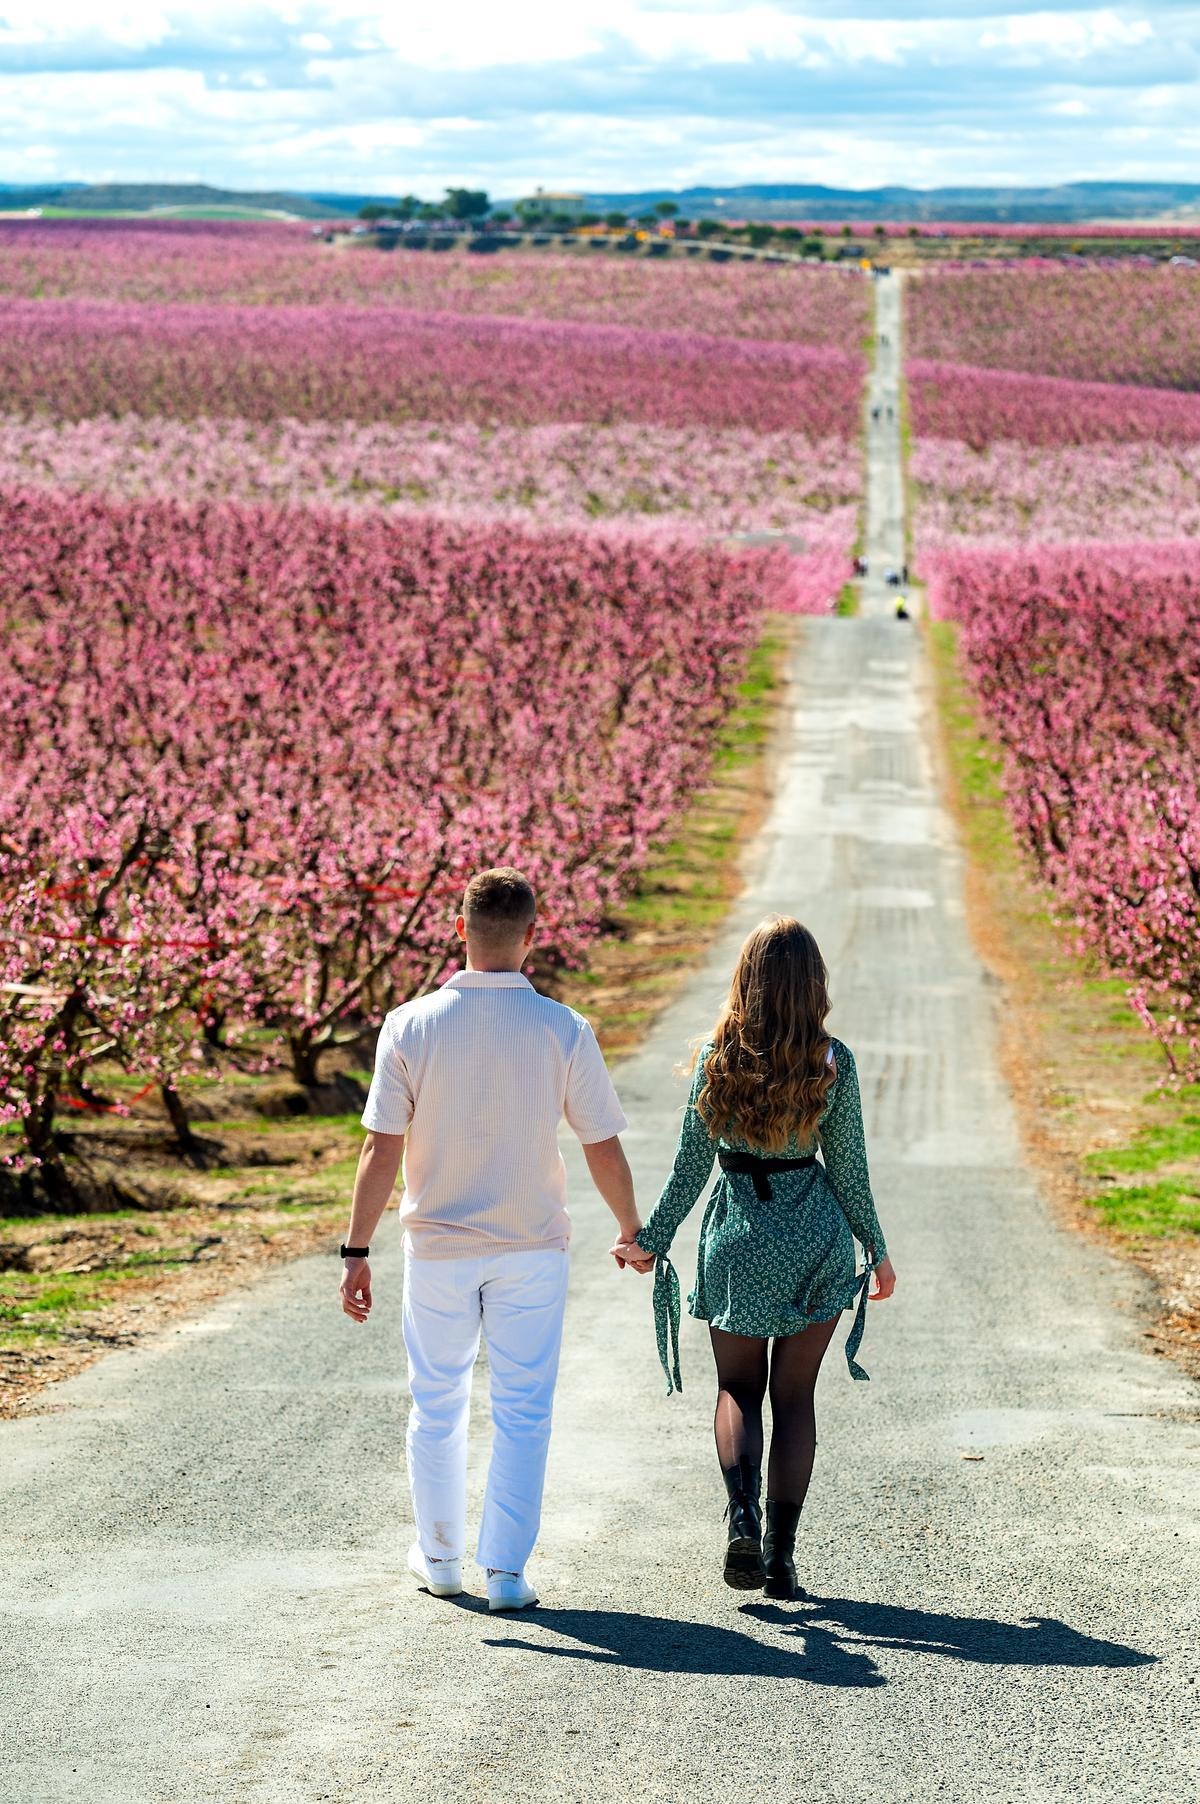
[613,917,896,1600]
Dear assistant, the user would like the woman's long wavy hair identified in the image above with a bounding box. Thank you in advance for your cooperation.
[695,917,835,1152]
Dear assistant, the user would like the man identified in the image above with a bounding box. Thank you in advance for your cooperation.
[339,867,642,1613]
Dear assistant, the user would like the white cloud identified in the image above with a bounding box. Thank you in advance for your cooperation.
[0,2,1195,191]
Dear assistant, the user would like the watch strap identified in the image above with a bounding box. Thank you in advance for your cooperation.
[340,1242,370,1259]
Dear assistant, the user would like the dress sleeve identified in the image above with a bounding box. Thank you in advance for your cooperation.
[634,1058,716,1258]
[817,1043,887,1261]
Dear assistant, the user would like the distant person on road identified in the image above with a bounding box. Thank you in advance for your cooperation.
[341,867,638,1614]
[613,918,895,1601]
[895,595,910,621]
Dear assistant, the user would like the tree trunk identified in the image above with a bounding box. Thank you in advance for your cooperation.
[160,1084,206,1166]
[23,1085,59,1164]
[288,1031,323,1089]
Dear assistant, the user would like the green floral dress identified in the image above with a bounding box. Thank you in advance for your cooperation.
[634,1038,887,1395]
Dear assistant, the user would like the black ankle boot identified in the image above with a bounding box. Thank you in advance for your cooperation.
[762,1499,804,1600]
[720,1455,764,1590]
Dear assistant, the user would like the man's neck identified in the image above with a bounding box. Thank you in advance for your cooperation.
[464,947,526,974]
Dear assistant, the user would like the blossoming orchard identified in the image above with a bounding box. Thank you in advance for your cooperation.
[0,218,1197,1203]
[910,261,1200,1082]
[0,223,865,1199]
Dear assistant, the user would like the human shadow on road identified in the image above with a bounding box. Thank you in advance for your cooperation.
[475,1605,884,1688]
[742,1597,1156,1670]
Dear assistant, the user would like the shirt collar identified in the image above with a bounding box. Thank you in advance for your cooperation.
[441,970,533,989]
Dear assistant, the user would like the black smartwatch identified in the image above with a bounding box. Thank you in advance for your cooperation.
[340,1243,370,1259]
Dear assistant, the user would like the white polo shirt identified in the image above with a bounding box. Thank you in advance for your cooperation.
[361,970,628,1259]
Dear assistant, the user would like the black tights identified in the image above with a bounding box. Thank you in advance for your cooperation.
[710,1316,840,1506]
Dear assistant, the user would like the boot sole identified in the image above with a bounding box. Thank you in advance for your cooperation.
[724,1536,765,1590]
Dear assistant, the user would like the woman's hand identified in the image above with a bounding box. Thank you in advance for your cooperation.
[610,1235,655,1274]
[870,1254,896,1300]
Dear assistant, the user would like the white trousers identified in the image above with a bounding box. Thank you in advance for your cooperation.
[401,1246,569,1574]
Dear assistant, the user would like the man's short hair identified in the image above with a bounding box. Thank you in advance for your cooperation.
[462,867,536,944]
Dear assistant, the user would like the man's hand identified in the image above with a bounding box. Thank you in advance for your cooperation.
[340,1257,372,1322]
[610,1236,654,1275]
[870,1254,897,1300]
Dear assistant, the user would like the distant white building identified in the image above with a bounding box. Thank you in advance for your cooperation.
[519,189,589,218]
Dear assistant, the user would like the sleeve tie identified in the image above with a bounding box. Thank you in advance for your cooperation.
[843,1253,875,1382]
[651,1252,683,1395]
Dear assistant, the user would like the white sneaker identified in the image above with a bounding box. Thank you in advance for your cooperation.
[486,1569,538,1613]
[407,1542,463,1598]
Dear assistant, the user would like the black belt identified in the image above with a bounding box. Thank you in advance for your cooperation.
[716,1148,817,1201]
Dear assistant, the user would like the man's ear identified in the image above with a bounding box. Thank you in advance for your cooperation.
[454,914,467,943]
[523,918,536,947]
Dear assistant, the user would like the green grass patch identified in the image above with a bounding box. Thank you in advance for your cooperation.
[205,1113,365,1135]
[1083,1100,1200,1236]
[1083,1180,1200,1238]
[1085,1105,1200,1175]
[835,583,859,618]
[927,621,1024,875]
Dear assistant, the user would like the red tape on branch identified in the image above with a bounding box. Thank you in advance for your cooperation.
[62,1079,156,1114]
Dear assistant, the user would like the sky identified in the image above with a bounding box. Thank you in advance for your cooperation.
[1,2,1198,198]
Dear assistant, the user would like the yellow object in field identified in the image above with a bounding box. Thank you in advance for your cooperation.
[635,230,649,241]
[861,259,872,271]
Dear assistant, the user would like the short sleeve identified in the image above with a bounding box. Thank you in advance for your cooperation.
[563,1017,628,1144]
[360,1015,415,1135]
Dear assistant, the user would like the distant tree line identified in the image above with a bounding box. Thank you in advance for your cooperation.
[352,191,898,258]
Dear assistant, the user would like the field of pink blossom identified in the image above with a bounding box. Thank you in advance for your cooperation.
[758,220,1200,239]
[907,359,1200,449]
[0,234,866,1191]
[909,262,1200,1080]
[911,439,1200,546]
[0,413,859,542]
[925,546,1200,1079]
[0,222,870,347]
[908,265,1200,390]
[0,298,864,434]
[0,490,796,1176]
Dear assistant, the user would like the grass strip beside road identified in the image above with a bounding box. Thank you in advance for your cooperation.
[553,618,791,1056]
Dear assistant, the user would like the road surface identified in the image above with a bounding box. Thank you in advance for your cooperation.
[1,279,1197,1804]
[861,270,910,619]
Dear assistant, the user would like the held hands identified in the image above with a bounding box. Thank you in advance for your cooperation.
[869,1254,897,1300]
[610,1227,655,1275]
[340,1256,372,1322]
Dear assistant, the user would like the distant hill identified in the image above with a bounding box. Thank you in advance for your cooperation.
[570,181,1200,223]
[0,182,347,220]
[2,178,1199,226]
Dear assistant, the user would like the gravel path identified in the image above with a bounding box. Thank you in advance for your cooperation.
[2,278,1197,1804]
